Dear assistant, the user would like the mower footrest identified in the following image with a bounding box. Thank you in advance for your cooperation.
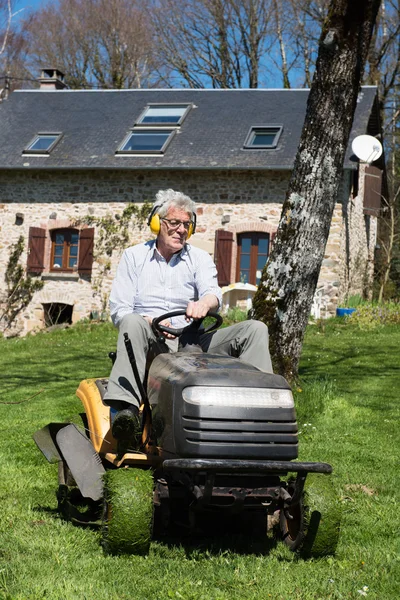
[163,459,332,474]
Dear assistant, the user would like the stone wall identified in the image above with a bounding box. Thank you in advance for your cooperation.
[0,168,376,334]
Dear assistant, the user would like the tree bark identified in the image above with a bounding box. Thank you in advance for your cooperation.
[251,0,381,381]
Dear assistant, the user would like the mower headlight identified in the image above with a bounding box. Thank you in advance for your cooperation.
[182,386,294,408]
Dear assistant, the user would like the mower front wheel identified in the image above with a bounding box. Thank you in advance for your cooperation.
[280,474,341,558]
[102,468,154,555]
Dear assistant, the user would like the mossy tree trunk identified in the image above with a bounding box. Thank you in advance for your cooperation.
[252,0,381,381]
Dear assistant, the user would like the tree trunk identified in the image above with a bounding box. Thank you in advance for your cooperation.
[251,0,381,381]
[273,0,290,88]
[378,184,399,302]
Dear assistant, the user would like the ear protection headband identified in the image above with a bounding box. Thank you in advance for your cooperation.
[147,204,196,239]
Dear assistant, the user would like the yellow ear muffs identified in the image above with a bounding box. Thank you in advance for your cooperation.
[149,213,161,235]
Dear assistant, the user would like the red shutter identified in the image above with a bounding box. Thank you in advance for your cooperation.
[270,229,278,247]
[78,228,95,276]
[214,229,234,286]
[27,227,46,274]
[364,166,382,216]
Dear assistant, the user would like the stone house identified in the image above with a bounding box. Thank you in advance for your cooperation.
[0,70,386,335]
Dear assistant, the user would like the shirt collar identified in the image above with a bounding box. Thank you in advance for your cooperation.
[150,241,190,263]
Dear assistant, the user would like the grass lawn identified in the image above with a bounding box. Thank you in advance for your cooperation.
[0,319,399,600]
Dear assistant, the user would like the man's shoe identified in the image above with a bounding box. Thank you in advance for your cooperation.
[112,405,141,451]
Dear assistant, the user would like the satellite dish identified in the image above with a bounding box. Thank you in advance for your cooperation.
[351,135,382,163]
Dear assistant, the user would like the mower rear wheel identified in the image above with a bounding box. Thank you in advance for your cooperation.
[280,474,341,558]
[102,468,154,555]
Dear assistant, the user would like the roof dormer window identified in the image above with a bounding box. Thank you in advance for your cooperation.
[23,133,62,154]
[244,126,283,149]
[138,104,191,126]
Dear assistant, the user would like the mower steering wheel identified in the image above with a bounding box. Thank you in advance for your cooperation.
[151,309,223,339]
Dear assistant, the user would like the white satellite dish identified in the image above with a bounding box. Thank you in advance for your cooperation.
[351,135,382,163]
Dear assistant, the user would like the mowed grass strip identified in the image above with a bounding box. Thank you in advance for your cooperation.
[0,320,399,600]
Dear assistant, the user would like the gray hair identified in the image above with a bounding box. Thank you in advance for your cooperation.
[154,189,197,219]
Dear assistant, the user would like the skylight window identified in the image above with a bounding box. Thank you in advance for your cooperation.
[244,126,283,149]
[24,133,61,154]
[117,129,175,154]
[138,105,190,125]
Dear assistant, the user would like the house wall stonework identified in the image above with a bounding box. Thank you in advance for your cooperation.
[0,168,374,335]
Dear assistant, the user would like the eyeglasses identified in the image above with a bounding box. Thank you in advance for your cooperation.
[161,218,192,230]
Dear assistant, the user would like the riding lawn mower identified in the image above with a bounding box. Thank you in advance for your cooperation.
[34,311,341,556]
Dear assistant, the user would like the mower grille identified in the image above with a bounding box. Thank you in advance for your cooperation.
[180,415,298,459]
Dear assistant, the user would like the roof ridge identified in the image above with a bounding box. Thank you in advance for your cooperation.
[14,85,377,93]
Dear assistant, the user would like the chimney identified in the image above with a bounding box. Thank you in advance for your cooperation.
[0,71,11,102]
[39,68,67,90]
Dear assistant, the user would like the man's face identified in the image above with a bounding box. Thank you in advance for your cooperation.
[157,206,192,255]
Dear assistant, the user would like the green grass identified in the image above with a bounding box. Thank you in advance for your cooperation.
[0,319,399,600]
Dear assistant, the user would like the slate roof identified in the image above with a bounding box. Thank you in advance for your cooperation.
[0,86,378,171]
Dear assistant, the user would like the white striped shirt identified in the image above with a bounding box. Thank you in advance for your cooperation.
[109,240,222,328]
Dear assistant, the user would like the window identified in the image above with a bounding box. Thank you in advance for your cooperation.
[236,233,269,285]
[244,126,283,149]
[24,133,61,154]
[43,303,73,326]
[51,229,79,271]
[138,105,190,125]
[117,129,175,154]
[27,226,94,277]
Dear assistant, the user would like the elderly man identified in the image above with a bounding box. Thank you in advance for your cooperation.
[105,189,272,447]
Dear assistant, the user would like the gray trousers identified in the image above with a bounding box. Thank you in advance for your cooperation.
[104,314,273,410]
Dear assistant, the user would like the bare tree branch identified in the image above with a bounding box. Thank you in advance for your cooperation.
[24,0,160,89]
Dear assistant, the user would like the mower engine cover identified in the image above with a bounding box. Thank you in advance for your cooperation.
[148,352,298,460]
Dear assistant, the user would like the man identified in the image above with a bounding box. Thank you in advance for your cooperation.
[105,189,273,448]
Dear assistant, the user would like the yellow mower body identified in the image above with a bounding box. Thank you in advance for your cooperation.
[76,378,161,468]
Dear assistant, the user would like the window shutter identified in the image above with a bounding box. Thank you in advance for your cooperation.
[78,228,95,276]
[214,229,233,286]
[27,227,46,274]
[364,166,382,216]
[270,230,277,247]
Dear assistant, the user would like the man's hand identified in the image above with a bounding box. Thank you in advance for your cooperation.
[143,315,176,339]
[186,295,219,321]
[159,319,177,339]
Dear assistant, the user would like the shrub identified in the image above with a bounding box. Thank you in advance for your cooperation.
[1,236,44,333]
[222,307,248,326]
[349,303,400,329]
[344,294,365,308]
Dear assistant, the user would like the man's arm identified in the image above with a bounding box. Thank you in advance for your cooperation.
[109,250,137,327]
[186,248,222,320]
